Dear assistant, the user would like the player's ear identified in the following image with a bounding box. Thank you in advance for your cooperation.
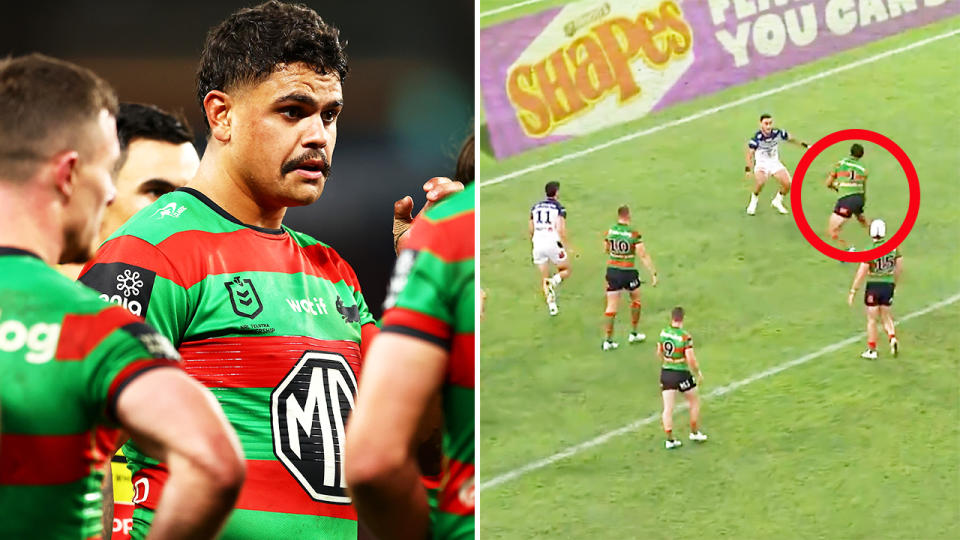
[203,90,232,143]
[51,150,80,201]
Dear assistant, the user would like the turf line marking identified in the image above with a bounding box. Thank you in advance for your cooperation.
[480,0,551,19]
[479,28,960,188]
[479,292,960,492]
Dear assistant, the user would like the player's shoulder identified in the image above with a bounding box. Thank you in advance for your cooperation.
[422,184,474,223]
[105,189,228,247]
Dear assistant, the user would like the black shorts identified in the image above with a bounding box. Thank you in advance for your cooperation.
[605,267,640,292]
[834,193,865,218]
[865,282,895,306]
[660,369,696,392]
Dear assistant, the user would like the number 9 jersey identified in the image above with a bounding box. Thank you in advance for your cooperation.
[78,188,377,539]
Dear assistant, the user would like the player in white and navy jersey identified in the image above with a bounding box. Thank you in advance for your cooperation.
[744,113,809,215]
[530,181,571,315]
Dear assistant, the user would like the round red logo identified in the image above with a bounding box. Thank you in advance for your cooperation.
[790,129,920,263]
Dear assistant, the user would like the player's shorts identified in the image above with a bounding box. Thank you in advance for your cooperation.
[834,193,865,218]
[864,282,894,306]
[532,236,567,265]
[605,267,640,292]
[754,158,787,176]
[660,369,696,392]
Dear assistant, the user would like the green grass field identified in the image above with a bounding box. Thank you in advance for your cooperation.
[478,12,960,540]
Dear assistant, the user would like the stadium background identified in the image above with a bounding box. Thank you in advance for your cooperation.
[0,0,474,319]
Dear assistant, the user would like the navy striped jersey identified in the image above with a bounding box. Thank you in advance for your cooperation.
[748,128,789,161]
[530,198,566,238]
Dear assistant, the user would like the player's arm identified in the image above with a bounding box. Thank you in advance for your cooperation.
[346,333,446,540]
[556,215,568,246]
[847,262,870,305]
[635,241,658,286]
[894,256,903,284]
[529,216,535,239]
[115,368,245,540]
[684,346,703,382]
[825,164,839,190]
[101,472,113,539]
[786,132,810,149]
[744,143,755,174]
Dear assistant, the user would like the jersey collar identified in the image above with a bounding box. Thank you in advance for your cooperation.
[0,247,42,259]
[177,187,286,235]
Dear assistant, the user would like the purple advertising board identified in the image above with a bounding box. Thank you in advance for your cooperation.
[480,0,959,159]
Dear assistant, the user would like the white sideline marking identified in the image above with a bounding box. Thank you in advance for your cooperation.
[480,0,550,19]
[479,292,960,492]
[479,28,960,188]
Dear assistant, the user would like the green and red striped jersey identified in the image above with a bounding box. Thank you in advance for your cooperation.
[832,156,868,198]
[659,325,693,372]
[867,240,901,284]
[380,184,475,539]
[0,247,180,539]
[605,222,641,269]
[78,188,377,539]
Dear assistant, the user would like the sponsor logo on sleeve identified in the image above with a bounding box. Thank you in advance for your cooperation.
[79,263,157,317]
[383,249,418,312]
[120,322,180,361]
[151,202,186,219]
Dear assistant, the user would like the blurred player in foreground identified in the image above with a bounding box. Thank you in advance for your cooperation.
[847,219,902,360]
[744,114,809,215]
[657,307,706,449]
[79,2,460,538]
[347,133,474,539]
[346,180,475,540]
[825,143,869,250]
[601,205,657,351]
[60,103,197,281]
[0,53,243,540]
[530,181,570,315]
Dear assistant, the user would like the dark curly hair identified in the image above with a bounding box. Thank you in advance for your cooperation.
[196,1,349,129]
[116,102,194,168]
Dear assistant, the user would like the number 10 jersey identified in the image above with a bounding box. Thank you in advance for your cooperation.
[79,188,377,539]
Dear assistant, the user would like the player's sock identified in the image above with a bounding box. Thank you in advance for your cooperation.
[772,192,783,204]
[888,333,896,341]
[691,421,698,433]
[551,273,562,286]
[604,312,615,338]
[665,429,672,440]
[868,340,876,350]
[630,300,641,328]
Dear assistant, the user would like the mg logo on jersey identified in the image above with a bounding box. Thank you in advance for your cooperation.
[224,276,263,319]
[271,351,357,503]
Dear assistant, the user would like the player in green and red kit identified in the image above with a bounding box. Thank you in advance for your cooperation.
[825,143,870,250]
[79,4,460,538]
[602,205,658,351]
[0,54,243,539]
[347,183,475,539]
[847,219,902,360]
[657,307,706,449]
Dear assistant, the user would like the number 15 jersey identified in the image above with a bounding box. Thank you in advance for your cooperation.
[79,188,377,539]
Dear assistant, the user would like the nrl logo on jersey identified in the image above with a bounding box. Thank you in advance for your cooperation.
[225,276,263,319]
[152,202,186,219]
